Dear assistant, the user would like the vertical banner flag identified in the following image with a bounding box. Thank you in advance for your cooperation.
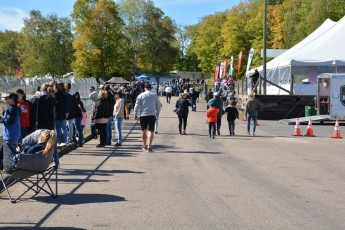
[229,56,234,75]
[238,51,243,75]
[223,59,227,76]
[246,48,255,77]
[219,62,224,79]
[214,64,220,81]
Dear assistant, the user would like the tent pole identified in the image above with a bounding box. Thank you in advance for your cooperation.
[263,0,267,95]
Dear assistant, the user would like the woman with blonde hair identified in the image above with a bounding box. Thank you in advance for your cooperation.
[92,90,110,147]
[20,130,56,157]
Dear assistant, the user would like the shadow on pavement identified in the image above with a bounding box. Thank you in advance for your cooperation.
[165,150,223,154]
[33,193,126,205]
[0,227,85,230]
[60,169,144,177]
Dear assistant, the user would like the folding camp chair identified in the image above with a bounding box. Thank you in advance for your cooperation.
[0,149,58,203]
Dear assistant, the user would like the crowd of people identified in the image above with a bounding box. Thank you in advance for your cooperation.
[173,74,261,139]
[0,75,261,172]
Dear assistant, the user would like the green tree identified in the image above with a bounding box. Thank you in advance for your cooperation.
[72,0,130,79]
[19,10,74,77]
[0,30,21,75]
[221,1,259,78]
[140,0,178,72]
[188,12,227,74]
[175,24,190,71]
[118,0,146,72]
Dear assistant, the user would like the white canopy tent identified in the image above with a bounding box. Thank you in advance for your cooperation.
[250,16,345,95]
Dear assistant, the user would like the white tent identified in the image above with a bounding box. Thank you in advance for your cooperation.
[251,16,345,95]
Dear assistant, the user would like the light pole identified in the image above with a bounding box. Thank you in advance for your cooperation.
[263,0,267,95]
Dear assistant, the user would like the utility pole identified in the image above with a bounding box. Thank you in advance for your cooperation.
[263,0,268,95]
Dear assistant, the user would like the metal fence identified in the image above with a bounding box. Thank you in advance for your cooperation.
[0,75,98,136]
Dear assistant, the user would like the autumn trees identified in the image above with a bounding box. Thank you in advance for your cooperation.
[0,0,344,78]
[186,0,345,79]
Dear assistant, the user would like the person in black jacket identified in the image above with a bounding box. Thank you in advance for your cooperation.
[105,85,115,145]
[92,90,110,147]
[31,84,55,131]
[73,92,86,147]
[224,100,239,136]
[250,69,260,94]
[190,88,199,112]
[175,93,192,135]
[54,82,67,145]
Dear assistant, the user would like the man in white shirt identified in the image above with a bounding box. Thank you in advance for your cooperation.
[134,83,162,152]
[164,85,172,104]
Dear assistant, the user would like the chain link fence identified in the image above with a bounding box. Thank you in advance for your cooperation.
[0,75,98,136]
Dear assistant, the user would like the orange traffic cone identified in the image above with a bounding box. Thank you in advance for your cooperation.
[331,120,342,138]
[304,118,315,137]
[293,118,302,136]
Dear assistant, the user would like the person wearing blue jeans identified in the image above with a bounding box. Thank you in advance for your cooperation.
[54,120,67,144]
[113,91,124,146]
[105,85,115,145]
[54,83,67,145]
[72,92,86,147]
[73,117,83,147]
[245,94,261,136]
[246,112,257,136]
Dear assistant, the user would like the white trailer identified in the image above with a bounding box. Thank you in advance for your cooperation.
[317,73,345,119]
[280,73,345,124]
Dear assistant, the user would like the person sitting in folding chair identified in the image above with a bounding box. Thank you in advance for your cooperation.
[0,130,58,203]
[14,130,56,164]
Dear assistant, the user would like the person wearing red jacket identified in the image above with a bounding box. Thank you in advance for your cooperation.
[16,89,31,140]
[206,106,219,139]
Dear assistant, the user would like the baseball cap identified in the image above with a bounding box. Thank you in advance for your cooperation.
[144,83,152,89]
[3,93,18,101]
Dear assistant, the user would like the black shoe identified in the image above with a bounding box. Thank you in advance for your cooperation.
[95,144,105,148]
[217,130,220,135]
[105,142,111,146]
[114,142,121,146]
[77,143,83,147]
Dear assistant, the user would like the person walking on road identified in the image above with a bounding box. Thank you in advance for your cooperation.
[206,105,219,139]
[165,85,172,104]
[245,94,261,136]
[207,92,224,135]
[134,83,162,152]
[175,93,191,135]
[113,91,125,146]
[225,100,239,136]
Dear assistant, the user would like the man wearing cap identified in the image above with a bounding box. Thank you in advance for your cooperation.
[207,92,224,135]
[134,83,161,152]
[0,93,21,147]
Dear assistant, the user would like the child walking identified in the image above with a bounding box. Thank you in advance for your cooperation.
[206,105,219,139]
[225,100,239,136]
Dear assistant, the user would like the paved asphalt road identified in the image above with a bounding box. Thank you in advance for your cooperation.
[1,96,345,229]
